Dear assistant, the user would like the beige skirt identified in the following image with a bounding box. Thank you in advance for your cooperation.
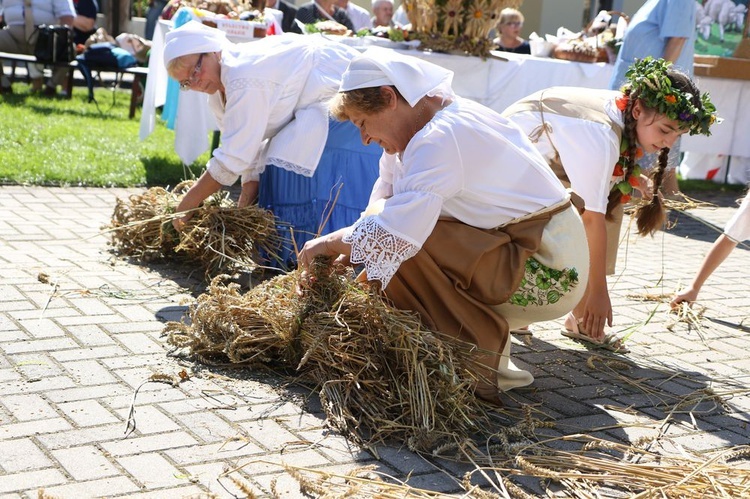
[492,203,588,390]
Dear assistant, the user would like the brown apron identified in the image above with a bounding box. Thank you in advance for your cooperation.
[383,200,574,391]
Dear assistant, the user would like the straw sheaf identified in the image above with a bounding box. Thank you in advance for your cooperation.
[105,181,284,278]
[405,0,523,57]
[165,259,494,453]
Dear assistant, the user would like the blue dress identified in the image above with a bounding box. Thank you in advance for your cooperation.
[259,119,382,267]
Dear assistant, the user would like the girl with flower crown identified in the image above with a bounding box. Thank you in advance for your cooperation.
[502,57,718,351]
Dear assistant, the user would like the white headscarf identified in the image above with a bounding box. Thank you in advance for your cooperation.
[339,47,455,107]
[163,20,230,67]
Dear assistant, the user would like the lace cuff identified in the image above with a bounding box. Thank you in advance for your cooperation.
[343,216,420,288]
[207,159,240,186]
[268,157,316,178]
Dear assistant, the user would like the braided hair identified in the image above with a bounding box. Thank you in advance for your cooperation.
[607,68,704,236]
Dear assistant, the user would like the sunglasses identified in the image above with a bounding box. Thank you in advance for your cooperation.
[179,53,204,91]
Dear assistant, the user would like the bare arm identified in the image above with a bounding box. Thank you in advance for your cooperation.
[671,234,738,306]
[297,227,352,269]
[577,210,612,341]
[663,37,687,64]
[172,171,222,230]
[238,180,259,208]
[73,14,96,32]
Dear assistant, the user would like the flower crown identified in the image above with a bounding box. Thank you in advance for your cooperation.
[622,57,719,136]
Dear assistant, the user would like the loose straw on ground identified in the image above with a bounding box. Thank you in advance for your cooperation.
[510,434,750,498]
[103,181,285,277]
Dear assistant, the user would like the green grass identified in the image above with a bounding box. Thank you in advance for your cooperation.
[694,23,743,58]
[0,82,210,187]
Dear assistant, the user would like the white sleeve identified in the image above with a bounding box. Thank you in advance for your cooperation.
[724,193,750,243]
[210,78,279,184]
[55,0,76,18]
[552,121,619,214]
[344,129,462,287]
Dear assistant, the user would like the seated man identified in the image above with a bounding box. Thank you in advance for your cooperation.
[0,0,75,94]
[371,0,394,27]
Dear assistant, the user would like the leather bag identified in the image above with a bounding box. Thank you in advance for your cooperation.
[34,24,75,64]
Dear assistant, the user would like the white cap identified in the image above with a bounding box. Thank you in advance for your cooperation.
[339,47,454,107]
[163,20,230,67]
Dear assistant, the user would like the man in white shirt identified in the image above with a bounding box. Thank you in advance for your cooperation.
[334,0,372,31]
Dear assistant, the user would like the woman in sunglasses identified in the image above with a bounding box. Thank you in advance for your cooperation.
[163,21,367,235]
[492,8,530,55]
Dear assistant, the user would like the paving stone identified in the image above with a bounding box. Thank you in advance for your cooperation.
[30,476,139,498]
[0,438,54,472]
[1,337,79,355]
[0,393,59,422]
[0,418,72,440]
[64,324,119,347]
[116,452,188,489]
[45,383,131,404]
[16,318,66,339]
[57,399,121,427]
[35,423,124,450]
[0,469,66,494]
[50,345,129,362]
[50,445,120,481]
[101,432,200,457]
[112,405,180,435]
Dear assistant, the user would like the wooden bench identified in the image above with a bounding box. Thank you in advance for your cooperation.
[0,51,148,119]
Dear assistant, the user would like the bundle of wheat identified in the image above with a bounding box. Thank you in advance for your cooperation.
[105,181,284,277]
[404,0,523,57]
[165,260,494,454]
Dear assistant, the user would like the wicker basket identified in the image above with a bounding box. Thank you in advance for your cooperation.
[553,43,599,64]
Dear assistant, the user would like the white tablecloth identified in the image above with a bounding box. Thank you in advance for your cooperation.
[138,31,749,165]
[405,50,615,115]
[139,19,218,165]
[682,76,750,158]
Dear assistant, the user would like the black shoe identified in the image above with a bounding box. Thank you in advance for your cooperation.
[0,85,12,95]
[42,85,57,97]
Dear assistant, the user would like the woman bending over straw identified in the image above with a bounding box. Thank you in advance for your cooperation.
[297,48,589,403]
[503,57,718,351]
[162,21,362,231]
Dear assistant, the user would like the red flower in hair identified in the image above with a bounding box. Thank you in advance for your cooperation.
[635,147,644,159]
[620,194,632,204]
[613,163,624,176]
[628,175,640,188]
[615,95,629,111]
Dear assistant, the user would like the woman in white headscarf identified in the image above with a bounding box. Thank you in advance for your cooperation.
[163,21,365,230]
[297,48,589,402]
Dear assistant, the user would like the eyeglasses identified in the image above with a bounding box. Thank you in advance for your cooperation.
[179,54,204,91]
[503,21,523,27]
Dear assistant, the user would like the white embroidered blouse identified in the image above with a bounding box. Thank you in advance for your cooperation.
[504,88,624,215]
[205,34,359,185]
[343,97,568,288]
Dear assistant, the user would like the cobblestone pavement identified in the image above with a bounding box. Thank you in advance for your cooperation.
[0,185,748,498]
